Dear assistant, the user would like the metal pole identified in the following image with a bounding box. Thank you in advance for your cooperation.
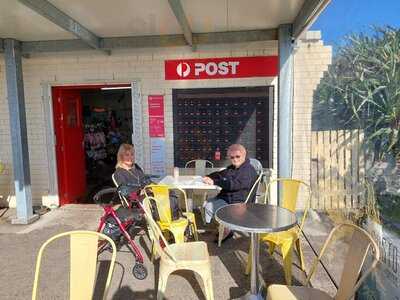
[278,24,294,203]
[250,233,260,293]
[4,39,38,224]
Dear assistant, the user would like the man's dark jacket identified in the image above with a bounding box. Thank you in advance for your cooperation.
[208,158,257,204]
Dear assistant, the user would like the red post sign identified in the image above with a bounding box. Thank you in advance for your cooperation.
[148,95,165,137]
[165,56,278,80]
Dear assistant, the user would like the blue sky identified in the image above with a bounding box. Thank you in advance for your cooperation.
[311,0,400,51]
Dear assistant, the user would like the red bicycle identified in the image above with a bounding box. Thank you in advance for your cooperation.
[94,184,148,280]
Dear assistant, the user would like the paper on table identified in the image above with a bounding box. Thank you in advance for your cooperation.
[191,176,204,185]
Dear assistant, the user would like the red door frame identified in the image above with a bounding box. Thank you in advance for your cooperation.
[52,83,131,205]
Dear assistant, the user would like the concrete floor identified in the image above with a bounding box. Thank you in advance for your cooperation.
[0,206,336,300]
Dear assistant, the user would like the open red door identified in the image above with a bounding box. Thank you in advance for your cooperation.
[53,88,86,205]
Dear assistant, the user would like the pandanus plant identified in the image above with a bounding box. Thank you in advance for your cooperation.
[314,26,400,161]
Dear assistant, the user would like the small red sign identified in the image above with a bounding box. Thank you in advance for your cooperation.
[148,95,165,137]
[165,56,278,80]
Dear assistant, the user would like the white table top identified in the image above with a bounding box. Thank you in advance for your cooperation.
[160,175,220,190]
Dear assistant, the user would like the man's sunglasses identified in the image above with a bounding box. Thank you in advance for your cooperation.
[230,155,241,159]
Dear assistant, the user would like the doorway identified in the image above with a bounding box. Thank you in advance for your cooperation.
[52,84,133,205]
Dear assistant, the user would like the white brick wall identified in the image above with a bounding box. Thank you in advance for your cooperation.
[0,33,332,207]
[292,34,332,207]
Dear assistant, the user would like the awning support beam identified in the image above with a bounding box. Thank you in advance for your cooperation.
[14,29,277,54]
[293,0,331,40]
[18,0,110,55]
[278,24,294,189]
[168,0,194,49]
[3,39,38,224]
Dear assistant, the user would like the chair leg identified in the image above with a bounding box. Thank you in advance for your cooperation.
[157,266,171,300]
[195,266,214,300]
[170,227,186,244]
[183,212,199,241]
[200,193,208,225]
[268,241,276,256]
[204,274,215,300]
[151,240,155,262]
[192,222,199,241]
[217,224,224,247]
[295,238,305,271]
[245,240,252,275]
[199,207,206,225]
[281,242,294,285]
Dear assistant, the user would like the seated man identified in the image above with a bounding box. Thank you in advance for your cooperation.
[203,144,257,242]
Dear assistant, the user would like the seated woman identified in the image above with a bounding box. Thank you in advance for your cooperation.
[203,144,257,242]
[113,143,148,189]
[113,143,181,221]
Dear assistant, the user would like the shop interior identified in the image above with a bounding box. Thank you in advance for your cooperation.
[81,87,132,201]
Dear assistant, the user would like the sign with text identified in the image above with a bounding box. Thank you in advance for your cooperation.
[148,95,165,137]
[150,138,166,176]
[165,56,278,80]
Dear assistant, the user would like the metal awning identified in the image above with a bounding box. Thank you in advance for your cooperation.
[0,0,330,54]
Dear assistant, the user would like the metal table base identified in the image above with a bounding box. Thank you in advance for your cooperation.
[215,203,297,300]
[241,232,264,300]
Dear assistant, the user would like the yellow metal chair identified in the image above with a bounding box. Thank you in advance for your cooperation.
[141,197,214,300]
[217,171,267,247]
[0,161,4,175]
[267,223,380,300]
[32,230,116,300]
[246,178,311,285]
[144,184,198,243]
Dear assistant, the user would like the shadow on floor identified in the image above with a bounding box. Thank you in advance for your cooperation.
[112,286,156,299]
[93,260,124,299]
[205,229,304,298]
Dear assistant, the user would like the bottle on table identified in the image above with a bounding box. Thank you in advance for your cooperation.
[173,167,179,179]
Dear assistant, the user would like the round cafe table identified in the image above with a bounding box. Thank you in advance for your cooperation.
[215,203,297,300]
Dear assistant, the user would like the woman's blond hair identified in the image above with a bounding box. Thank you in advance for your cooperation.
[116,143,134,169]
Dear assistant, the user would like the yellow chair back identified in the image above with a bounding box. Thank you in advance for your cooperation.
[263,178,311,231]
[306,223,380,300]
[0,162,4,175]
[144,184,173,223]
[32,230,116,300]
[281,180,301,212]
[141,197,177,263]
[144,184,189,224]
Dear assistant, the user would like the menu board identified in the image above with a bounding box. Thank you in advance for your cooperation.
[172,87,273,168]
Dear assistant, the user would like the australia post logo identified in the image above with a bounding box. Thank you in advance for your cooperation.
[165,56,278,80]
[176,61,240,78]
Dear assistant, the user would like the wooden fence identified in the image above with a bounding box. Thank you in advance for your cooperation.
[310,129,366,210]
